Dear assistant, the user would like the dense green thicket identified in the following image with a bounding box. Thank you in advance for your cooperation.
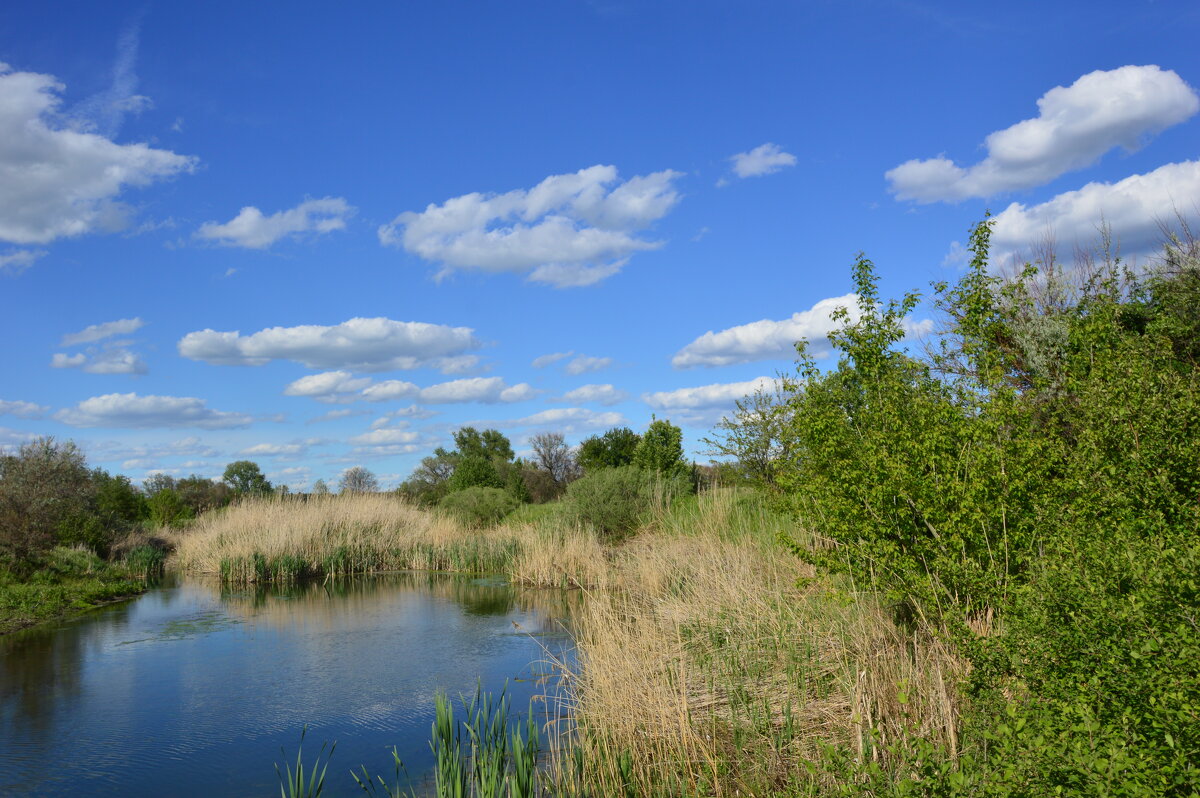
[716,221,1200,795]
[439,486,521,528]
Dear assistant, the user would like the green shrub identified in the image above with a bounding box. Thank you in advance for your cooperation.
[563,466,687,542]
[439,487,520,529]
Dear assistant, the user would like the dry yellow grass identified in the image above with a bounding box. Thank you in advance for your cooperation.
[170,493,523,579]
[547,489,967,796]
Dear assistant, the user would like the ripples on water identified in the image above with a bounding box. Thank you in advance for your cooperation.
[0,572,576,797]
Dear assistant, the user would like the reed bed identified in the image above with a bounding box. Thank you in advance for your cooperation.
[550,488,968,796]
[171,494,524,582]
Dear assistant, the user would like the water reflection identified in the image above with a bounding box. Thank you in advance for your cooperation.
[0,571,575,797]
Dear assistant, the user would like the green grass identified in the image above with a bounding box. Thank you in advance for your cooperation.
[0,546,145,635]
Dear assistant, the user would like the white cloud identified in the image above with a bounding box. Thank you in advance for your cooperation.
[196,197,355,249]
[368,406,438,428]
[417,377,537,405]
[360,380,420,402]
[674,296,935,369]
[887,65,1199,203]
[350,428,422,446]
[306,408,366,424]
[0,62,195,245]
[0,399,47,418]
[673,294,858,367]
[52,348,147,375]
[91,435,220,463]
[379,164,683,287]
[643,377,776,425]
[73,19,151,138]
[61,317,145,346]
[240,442,306,457]
[55,393,252,429]
[292,375,537,405]
[0,249,46,275]
[283,370,373,403]
[178,317,480,372]
[0,426,39,452]
[990,159,1200,267]
[729,143,797,179]
[51,353,87,368]
[509,407,625,431]
[565,355,613,375]
[557,384,628,406]
[532,351,573,368]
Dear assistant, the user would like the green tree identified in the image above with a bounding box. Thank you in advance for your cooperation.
[0,437,93,565]
[447,455,502,492]
[311,478,330,496]
[147,488,193,527]
[632,417,688,478]
[222,460,272,496]
[577,427,641,471]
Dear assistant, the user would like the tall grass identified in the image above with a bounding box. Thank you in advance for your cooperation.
[548,488,967,796]
[171,494,525,582]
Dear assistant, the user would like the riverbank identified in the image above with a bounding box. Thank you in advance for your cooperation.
[0,546,146,635]
[173,490,966,795]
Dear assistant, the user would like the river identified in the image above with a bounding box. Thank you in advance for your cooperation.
[0,572,575,797]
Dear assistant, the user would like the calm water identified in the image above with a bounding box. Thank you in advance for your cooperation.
[0,572,574,797]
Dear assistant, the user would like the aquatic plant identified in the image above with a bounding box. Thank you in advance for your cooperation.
[275,725,336,798]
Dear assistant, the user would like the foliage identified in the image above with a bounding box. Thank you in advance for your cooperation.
[0,546,144,634]
[563,466,687,542]
[311,479,330,496]
[577,426,641,471]
[439,487,519,529]
[147,487,194,528]
[632,417,689,479]
[0,437,95,564]
[748,220,1200,793]
[397,448,456,506]
[703,382,795,488]
[447,455,503,492]
[175,475,232,515]
[223,460,273,496]
[339,466,379,494]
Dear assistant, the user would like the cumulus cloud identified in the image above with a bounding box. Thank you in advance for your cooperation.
[240,442,306,458]
[673,294,855,367]
[887,65,1199,203]
[532,351,572,368]
[51,347,147,375]
[417,377,538,405]
[508,407,625,432]
[729,143,797,179]
[379,164,683,287]
[673,294,932,368]
[61,317,145,346]
[178,317,480,372]
[643,377,776,425]
[557,384,628,406]
[368,406,438,428]
[0,63,195,245]
[0,249,46,275]
[283,370,373,403]
[565,355,613,375]
[306,408,367,424]
[289,373,537,406]
[55,392,252,429]
[990,159,1200,267]
[0,399,47,418]
[350,428,422,446]
[196,197,355,249]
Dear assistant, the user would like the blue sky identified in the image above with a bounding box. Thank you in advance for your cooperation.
[2,0,1198,490]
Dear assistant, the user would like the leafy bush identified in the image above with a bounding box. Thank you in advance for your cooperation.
[439,487,520,528]
[563,466,688,542]
[746,221,1200,792]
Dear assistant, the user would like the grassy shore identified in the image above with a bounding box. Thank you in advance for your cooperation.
[176,490,966,795]
[0,546,147,635]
